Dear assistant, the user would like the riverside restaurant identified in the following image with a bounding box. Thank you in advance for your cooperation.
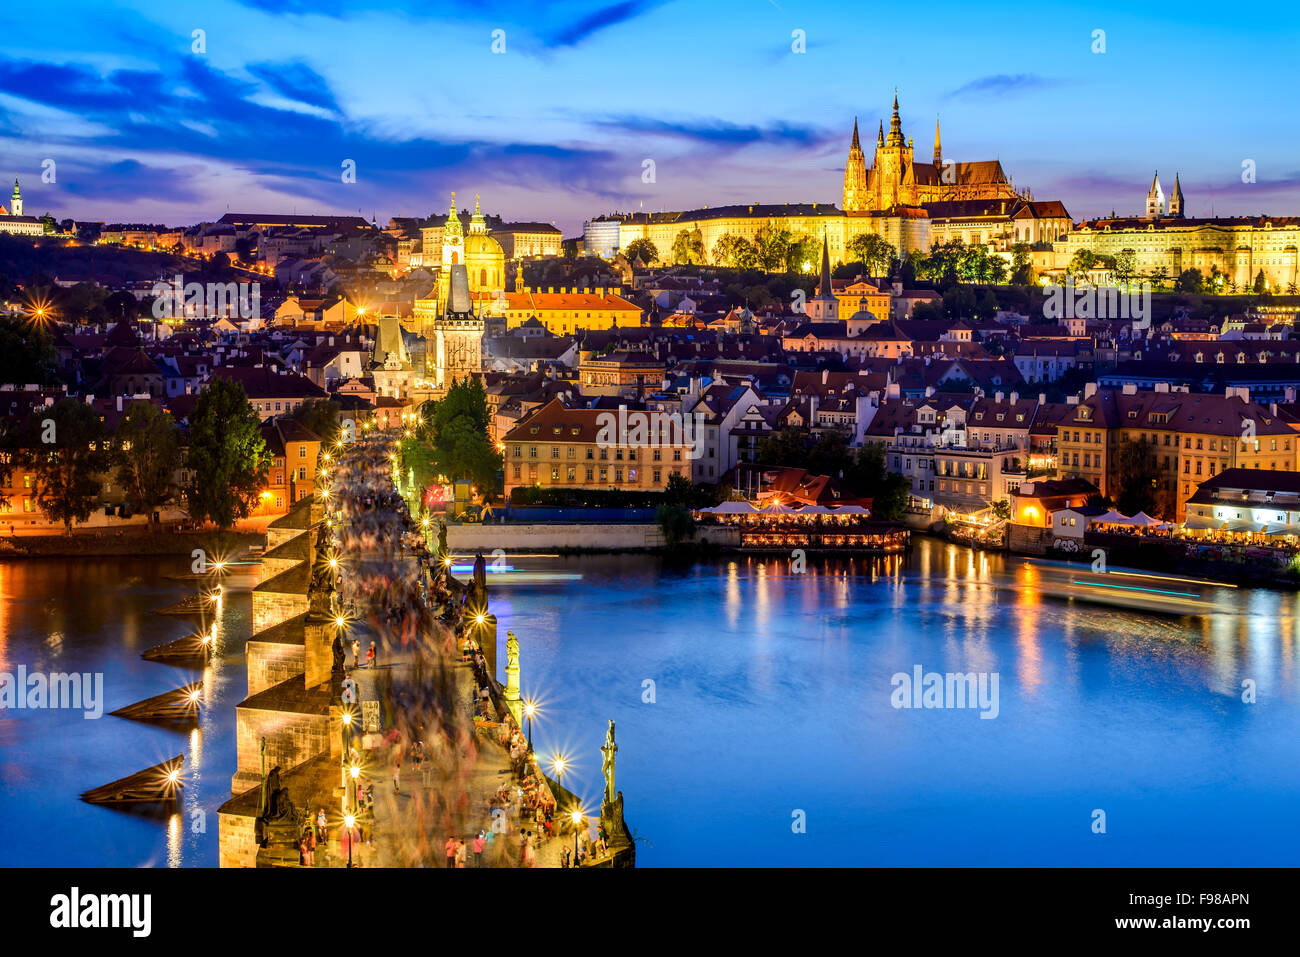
[692,501,910,554]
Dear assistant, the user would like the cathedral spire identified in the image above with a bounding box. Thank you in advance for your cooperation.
[851,117,861,152]
[933,118,942,168]
[1169,173,1184,218]
[877,120,884,147]
[817,231,833,300]
[886,91,904,147]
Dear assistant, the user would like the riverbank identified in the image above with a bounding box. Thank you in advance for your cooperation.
[0,527,262,558]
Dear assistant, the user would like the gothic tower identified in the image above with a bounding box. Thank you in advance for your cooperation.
[1169,174,1184,219]
[933,118,942,170]
[441,192,463,271]
[1145,172,1165,219]
[805,233,839,321]
[842,118,868,213]
[871,92,912,210]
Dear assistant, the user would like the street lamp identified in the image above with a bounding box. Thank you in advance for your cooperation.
[550,753,568,789]
[523,699,536,751]
[570,809,583,864]
[344,813,356,868]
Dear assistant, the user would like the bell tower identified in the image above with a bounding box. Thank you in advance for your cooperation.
[10,178,22,217]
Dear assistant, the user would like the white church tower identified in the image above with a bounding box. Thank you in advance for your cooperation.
[10,178,22,217]
[1145,171,1165,219]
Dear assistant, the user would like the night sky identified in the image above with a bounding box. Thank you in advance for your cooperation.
[2,0,1297,230]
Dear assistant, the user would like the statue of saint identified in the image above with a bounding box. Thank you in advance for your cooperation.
[507,632,519,672]
[600,719,617,807]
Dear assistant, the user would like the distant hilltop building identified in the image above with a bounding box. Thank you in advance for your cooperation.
[1052,173,1299,292]
[842,94,1022,213]
[0,177,43,236]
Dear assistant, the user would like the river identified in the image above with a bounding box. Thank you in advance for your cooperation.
[2,538,1298,866]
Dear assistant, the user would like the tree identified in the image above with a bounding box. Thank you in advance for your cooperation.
[752,221,792,273]
[116,402,180,523]
[847,233,895,277]
[1174,268,1204,294]
[757,426,810,467]
[845,444,910,520]
[185,378,271,528]
[785,234,818,274]
[1068,249,1099,278]
[670,229,704,266]
[16,399,112,533]
[655,503,695,549]
[623,238,658,265]
[426,377,502,489]
[1253,269,1269,295]
[1011,242,1036,286]
[1115,437,1160,517]
[290,398,342,446]
[1112,249,1138,289]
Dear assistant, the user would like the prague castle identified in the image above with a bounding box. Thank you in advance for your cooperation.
[596,94,1069,266]
[842,94,1021,212]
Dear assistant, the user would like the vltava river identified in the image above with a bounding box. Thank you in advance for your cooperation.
[2,538,1297,866]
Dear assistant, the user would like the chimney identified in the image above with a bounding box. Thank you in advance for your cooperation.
[1038,393,1046,404]
[1121,383,1137,395]
[995,391,1004,403]
[822,369,830,385]
[116,395,123,412]
[1084,382,1098,399]
[1009,391,1019,404]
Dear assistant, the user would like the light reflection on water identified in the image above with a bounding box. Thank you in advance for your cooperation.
[491,538,1300,867]
[2,541,1298,867]
[0,556,252,868]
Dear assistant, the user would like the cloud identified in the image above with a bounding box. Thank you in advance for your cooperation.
[247,61,340,113]
[946,74,1060,99]
[591,114,834,149]
[545,1,653,47]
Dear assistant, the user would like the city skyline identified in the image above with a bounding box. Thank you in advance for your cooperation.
[2,0,1298,230]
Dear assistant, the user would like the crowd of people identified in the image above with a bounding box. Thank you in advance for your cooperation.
[312,434,588,868]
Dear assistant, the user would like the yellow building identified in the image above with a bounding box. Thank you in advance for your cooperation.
[1055,385,1298,522]
[498,285,643,335]
[1053,214,1300,291]
[502,398,692,495]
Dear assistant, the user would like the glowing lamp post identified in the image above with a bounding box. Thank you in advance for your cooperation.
[344,813,356,868]
[523,700,536,752]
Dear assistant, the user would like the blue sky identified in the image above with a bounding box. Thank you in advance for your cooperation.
[1,0,1297,231]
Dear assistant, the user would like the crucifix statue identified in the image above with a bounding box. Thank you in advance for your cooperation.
[600,719,617,808]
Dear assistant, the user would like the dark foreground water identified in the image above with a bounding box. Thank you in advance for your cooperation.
[3,539,1298,866]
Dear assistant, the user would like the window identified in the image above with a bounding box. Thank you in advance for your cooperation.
[653,469,661,483]
[528,446,537,458]
[512,466,521,479]
[550,467,559,480]
[585,468,593,481]
[551,447,559,459]
[298,446,306,458]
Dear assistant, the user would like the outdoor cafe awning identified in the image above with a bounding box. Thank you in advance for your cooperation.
[697,501,758,515]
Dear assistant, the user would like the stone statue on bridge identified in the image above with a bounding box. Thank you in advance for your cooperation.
[504,631,521,725]
[601,719,617,808]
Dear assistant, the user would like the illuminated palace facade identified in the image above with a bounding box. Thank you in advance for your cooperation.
[1051,208,1300,293]
[603,95,1070,264]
